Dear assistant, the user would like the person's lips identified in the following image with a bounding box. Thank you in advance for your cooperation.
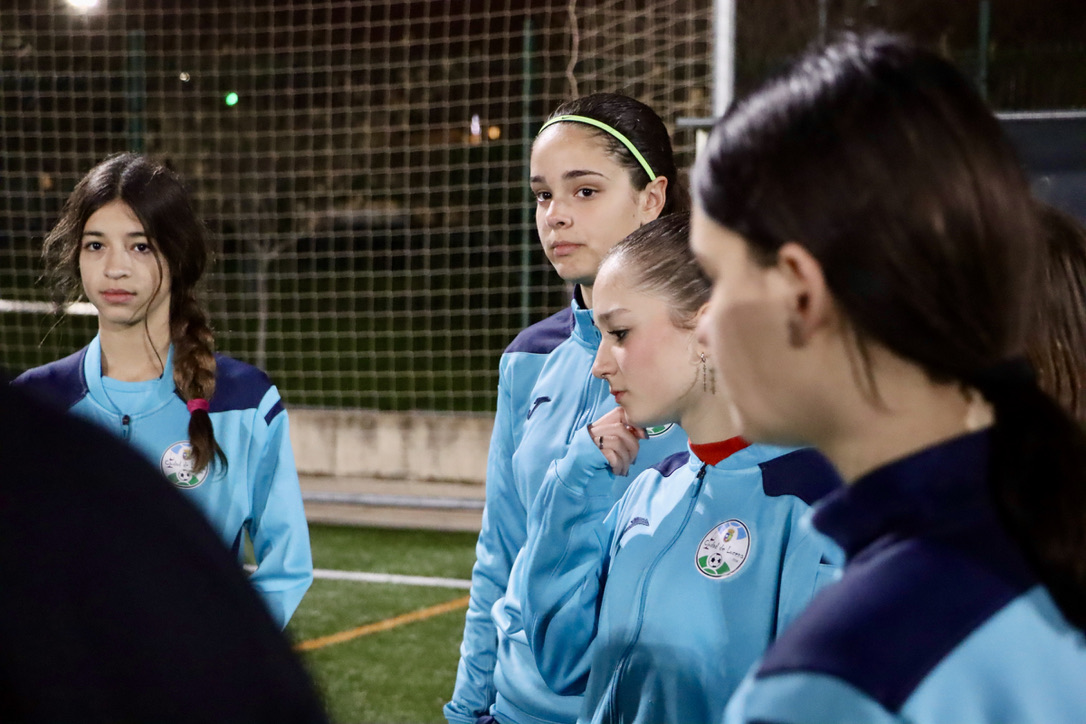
[100,289,136,304]
[550,241,581,257]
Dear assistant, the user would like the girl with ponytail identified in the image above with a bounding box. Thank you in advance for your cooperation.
[15,153,312,629]
[690,32,1086,724]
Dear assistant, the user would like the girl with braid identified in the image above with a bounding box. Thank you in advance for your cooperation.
[15,153,313,629]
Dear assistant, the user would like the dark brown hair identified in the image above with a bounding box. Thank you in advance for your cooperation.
[541,93,688,216]
[44,153,224,473]
[694,32,1086,629]
[1027,202,1086,424]
[603,212,707,329]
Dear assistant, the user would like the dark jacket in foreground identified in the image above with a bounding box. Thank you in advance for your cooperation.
[0,378,327,723]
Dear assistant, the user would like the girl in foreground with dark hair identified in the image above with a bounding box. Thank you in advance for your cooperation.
[690,32,1086,723]
[519,213,841,724]
[15,153,312,629]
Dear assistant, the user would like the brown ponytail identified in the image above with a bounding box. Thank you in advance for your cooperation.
[975,369,1086,629]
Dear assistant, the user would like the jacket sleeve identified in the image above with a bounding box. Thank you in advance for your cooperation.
[775,508,844,638]
[445,356,524,724]
[724,669,899,724]
[246,389,314,630]
[520,425,621,696]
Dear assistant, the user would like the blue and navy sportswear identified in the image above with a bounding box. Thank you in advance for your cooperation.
[521,429,842,724]
[14,335,313,629]
[445,293,687,724]
[725,430,1086,724]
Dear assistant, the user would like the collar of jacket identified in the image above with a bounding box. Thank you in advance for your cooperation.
[84,334,179,417]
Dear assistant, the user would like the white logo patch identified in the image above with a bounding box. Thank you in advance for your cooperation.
[696,519,751,579]
[160,441,209,489]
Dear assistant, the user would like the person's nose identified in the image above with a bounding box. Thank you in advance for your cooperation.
[545,198,571,229]
[104,246,131,279]
[592,342,615,380]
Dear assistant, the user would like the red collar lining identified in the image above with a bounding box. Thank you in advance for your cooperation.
[690,436,750,466]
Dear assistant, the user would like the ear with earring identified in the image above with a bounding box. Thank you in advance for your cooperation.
[700,352,716,394]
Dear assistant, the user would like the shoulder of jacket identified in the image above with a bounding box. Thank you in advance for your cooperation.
[11,346,89,411]
[209,354,280,421]
[758,448,842,505]
[649,450,690,478]
[504,307,575,355]
[756,533,1035,714]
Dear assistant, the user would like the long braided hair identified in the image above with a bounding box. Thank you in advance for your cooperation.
[44,152,225,473]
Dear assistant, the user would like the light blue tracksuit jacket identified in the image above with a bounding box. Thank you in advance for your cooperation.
[725,430,1086,724]
[521,428,842,724]
[445,294,687,724]
[14,335,313,629]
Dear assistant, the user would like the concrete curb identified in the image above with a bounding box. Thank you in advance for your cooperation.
[291,409,491,532]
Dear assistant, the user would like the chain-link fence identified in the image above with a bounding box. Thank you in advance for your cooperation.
[2,0,1083,412]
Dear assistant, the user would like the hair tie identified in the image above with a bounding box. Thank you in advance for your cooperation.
[538,114,658,181]
[187,398,210,414]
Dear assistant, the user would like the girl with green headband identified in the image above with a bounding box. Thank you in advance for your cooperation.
[445,93,689,724]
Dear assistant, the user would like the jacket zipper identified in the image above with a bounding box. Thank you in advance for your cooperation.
[121,414,131,440]
[608,463,708,713]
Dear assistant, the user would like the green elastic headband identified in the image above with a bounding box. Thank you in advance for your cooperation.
[538,114,658,181]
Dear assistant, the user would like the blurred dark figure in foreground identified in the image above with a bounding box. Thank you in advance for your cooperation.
[0,379,327,723]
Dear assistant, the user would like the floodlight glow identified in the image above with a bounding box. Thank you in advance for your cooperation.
[224,92,239,106]
[66,0,100,9]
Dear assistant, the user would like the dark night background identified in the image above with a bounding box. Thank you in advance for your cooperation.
[2,0,1084,411]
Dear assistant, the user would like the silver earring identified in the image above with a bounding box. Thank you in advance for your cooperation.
[701,352,716,395]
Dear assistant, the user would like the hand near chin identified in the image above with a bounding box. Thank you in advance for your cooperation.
[587,407,647,477]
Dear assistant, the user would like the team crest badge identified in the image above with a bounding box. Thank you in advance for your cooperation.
[696,519,751,579]
[644,423,674,437]
[161,441,209,489]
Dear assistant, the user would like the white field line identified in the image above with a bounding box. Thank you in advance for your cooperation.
[0,299,98,315]
[313,567,472,589]
[244,564,471,590]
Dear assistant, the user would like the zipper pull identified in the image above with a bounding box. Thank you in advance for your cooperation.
[692,463,707,496]
[121,414,131,440]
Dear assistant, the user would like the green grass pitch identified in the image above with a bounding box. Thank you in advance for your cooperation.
[286,524,480,723]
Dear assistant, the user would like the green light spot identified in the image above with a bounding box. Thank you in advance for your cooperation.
[224,92,239,106]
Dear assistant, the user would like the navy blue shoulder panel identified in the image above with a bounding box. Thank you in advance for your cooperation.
[210,355,279,421]
[650,450,689,478]
[756,519,1035,713]
[759,448,841,505]
[11,347,89,411]
[504,307,575,355]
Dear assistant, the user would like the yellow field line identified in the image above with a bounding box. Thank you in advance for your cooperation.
[295,595,470,652]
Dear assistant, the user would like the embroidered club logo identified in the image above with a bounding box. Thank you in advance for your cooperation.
[696,519,751,579]
[644,423,674,437]
[161,441,208,489]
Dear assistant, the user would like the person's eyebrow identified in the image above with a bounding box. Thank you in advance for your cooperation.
[529,169,609,185]
[596,307,629,326]
[563,169,608,180]
[82,229,147,238]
